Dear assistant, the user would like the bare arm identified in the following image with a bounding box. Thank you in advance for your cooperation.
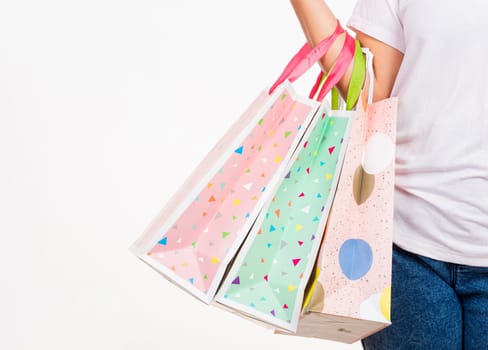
[290,0,404,101]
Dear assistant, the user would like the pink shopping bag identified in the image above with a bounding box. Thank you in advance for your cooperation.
[292,49,398,344]
[130,22,350,304]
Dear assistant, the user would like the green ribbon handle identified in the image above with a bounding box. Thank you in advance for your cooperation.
[331,39,366,111]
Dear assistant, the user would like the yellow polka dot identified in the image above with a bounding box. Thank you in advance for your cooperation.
[211,256,220,264]
[380,285,391,321]
[233,199,241,205]
[325,173,332,180]
[274,156,282,163]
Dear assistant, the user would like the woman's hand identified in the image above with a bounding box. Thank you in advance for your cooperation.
[290,0,403,101]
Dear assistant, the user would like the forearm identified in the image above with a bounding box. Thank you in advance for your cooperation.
[290,0,354,97]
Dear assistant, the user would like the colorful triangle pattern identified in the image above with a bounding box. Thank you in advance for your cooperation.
[221,112,350,325]
[145,88,315,296]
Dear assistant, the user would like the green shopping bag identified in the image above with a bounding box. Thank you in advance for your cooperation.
[215,39,366,333]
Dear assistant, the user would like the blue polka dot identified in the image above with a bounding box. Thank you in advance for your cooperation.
[339,239,373,280]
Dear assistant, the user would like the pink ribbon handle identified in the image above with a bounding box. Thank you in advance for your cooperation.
[311,33,356,102]
[268,20,344,95]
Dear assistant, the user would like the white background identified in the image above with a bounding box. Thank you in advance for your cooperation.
[0,1,361,349]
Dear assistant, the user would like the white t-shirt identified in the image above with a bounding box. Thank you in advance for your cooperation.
[348,0,488,266]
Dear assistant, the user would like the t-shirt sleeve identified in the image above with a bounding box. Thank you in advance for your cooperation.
[347,0,406,53]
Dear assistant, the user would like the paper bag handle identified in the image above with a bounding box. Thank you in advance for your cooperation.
[268,20,345,95]
[330,39,366,111]
[309,33,355,102]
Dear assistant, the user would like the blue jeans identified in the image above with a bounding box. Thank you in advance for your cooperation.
[362,245,488,350]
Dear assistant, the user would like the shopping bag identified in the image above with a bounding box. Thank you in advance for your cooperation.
[130,22,349,304]
[214,34,361,332]
[292,47,398,344]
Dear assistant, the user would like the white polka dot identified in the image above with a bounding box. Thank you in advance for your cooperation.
[361,132,394,174]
